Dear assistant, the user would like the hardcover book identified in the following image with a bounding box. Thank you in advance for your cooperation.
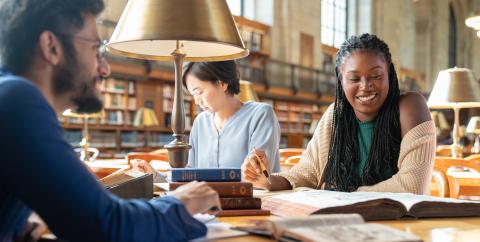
[170,168,241,182]
[100,169,153,199]
[220,197,262,210]
[169,182,253,198]
[261,190,480,221]
[233,213,421,242]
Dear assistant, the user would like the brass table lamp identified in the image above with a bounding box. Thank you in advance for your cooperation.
[427,67,480,158]
[467,116,480,154]
[237,80,259,102]
[107,0,248,168]
[63,109,102,162]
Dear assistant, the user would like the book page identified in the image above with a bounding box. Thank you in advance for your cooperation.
[285,223,421,242]
[265,190,480,212]
[271,213,363,229]
[265,190,390,209]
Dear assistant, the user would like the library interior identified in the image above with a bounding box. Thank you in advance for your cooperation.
[3,0,480,241]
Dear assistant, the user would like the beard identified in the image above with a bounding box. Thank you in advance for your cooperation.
[52,53,103,114]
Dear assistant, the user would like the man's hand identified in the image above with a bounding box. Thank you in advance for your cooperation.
[169,181,220,215]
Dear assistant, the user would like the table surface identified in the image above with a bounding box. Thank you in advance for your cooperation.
[216,216,480,242]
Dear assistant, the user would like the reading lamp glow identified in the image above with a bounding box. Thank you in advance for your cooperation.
[427,67,480,158]
[107,0,248,167]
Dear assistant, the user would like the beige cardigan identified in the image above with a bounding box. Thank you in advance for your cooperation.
[277,104,436,194]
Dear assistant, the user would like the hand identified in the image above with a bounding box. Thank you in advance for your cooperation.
[169,181,220,215]
[130,159,157,180]
[241,149,271,189]
[15,212,47,242]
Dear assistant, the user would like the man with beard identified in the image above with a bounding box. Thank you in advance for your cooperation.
[0,0,220,242]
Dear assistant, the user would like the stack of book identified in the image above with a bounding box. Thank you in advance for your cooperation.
[169,168,269,216]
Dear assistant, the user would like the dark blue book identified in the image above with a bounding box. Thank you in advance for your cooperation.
[170,168,241,182]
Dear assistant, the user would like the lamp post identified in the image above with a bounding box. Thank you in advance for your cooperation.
[107,0,248,168]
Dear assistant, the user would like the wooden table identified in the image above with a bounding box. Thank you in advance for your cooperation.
[216,216,480,242]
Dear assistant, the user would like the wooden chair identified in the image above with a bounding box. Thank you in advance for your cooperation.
[436,145,452,157]
[126,152,170,172]
[465,154,480,162]
[284,155,301,165]
[433,157,480,199]
[279,148,304,164]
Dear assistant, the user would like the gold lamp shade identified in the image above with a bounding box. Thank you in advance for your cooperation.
[427,67,480,109]
[107,0,248,61]
[107,0,248,168]
[237,80,259,102]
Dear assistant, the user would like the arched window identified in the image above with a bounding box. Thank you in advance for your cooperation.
[321,0,348,48]
[227,0,273,25]
[448,4,457,68]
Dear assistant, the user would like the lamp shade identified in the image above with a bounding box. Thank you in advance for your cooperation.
[237,80,259,102]
[466,12,480,31]
[107,0,248,61]
[427,67,480,109]
[467,116,480,134]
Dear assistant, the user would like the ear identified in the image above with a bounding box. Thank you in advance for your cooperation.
[38,31,63,66]
[217,80,229,92]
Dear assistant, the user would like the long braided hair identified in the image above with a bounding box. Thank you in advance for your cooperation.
[324,34,401,192]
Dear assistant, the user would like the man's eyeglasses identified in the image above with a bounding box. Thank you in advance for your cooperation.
[55,33,107,61]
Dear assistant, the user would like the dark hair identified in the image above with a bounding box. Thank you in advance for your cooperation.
[182,61,240,95]
[0,0,105,74]
[324,33,401,192]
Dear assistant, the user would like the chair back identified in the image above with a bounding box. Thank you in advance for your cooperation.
[126,152,170,172]
[433,157,480,198]
[436,145,453,157]
[284,155,301,165]
[279,148,304,163]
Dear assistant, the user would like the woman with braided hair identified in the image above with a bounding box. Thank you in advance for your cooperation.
[242,33,435,194]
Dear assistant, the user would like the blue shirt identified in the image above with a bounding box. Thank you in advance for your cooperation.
[0,72,206,242]
[188,102,281,172]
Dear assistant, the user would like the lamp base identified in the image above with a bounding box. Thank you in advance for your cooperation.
[473,134,480,154]
[450,143,463,158]
[164,137,191,168]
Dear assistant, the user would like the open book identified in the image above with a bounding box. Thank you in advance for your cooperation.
[261,190,480,221]
[233,213,421,242]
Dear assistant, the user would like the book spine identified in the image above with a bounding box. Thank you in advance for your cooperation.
[170,169,241,182]
[170,182,253,197]
[220,197,261,210]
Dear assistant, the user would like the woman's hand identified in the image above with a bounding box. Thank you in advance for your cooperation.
[241,149,271,189]
[169,181,221,215]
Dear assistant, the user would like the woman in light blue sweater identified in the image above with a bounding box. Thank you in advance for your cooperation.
[134,61,281,180]
[183,61,281,172]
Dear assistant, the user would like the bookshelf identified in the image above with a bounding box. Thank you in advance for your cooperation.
[260,97,328,148]
[61,77,197,158]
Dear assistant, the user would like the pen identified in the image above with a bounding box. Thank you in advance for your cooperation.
[253,148,271,184]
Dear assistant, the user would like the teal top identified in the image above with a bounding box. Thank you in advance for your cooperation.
[355,118,375,178]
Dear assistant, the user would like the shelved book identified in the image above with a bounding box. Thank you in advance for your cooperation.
[170,168,241,182]
[233,213,421,242]
[261,189,480,221]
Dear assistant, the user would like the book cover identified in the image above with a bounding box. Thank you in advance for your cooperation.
[220,197,262,210]
[169,182,253,198]
[170,168,241,182]
[261,190,480,221]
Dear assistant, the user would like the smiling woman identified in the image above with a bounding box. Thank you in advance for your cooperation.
[242,33,435,195]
